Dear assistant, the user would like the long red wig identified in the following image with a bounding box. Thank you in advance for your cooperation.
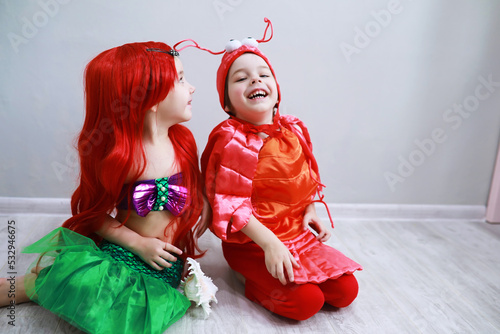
[62,42,205,259]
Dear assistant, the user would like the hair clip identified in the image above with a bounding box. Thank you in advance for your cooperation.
[146,48,179,57]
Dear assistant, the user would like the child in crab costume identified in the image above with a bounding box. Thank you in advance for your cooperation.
[191,19,363,321]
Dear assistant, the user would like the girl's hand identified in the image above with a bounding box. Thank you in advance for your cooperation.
[303,204,331,243]
[135,236,183,271]
[262,239,300,285]
[97,216,183,271]
[196,195,212,238]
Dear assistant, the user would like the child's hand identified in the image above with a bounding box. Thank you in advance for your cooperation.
[135,237,183,271]
[303,206,331,243]
[241,215,300,285]
[196,195,212,238]
[97,216,183,270]
[262,239,300,285]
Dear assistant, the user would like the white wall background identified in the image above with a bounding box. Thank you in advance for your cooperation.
[1,0,499,206]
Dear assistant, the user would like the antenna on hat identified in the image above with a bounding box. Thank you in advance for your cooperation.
[173,17,273,54]
[256,17,273,43]
[173,39,225,54]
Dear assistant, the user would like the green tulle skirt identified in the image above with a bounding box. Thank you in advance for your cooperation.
[22,227,190,334]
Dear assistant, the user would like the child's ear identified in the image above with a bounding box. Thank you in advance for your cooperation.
[151,105,158,113]
[224,105,231,112]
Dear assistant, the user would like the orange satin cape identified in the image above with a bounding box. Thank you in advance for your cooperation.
[252,127,318,241]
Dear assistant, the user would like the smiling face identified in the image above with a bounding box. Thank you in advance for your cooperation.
[155,57,195,126]
[225,53,278,125]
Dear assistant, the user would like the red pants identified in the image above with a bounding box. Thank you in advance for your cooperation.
[245,273,358,321]
[222,242,359,321]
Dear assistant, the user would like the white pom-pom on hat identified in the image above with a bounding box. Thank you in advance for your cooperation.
[225,39,242,53]
[241,37,259,48]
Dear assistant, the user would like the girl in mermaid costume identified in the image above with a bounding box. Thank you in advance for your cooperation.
[0,42,214,333]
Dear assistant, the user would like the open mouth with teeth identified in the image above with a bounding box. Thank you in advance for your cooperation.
[248,90,268,100]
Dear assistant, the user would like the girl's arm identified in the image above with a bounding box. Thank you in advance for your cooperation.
[240,215,300,285]
[97,215,182,270]
[302,203,331,242]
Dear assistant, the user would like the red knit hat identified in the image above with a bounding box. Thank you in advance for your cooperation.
[216,40,280,110]
[174,18,280,111]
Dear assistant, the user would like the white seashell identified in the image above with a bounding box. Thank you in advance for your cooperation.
[225,39,242,53]
[180,258,218,318]
[241,37,259,48]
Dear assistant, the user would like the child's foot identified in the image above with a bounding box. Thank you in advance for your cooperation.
[31,265,45,275]
[0,276,31,307]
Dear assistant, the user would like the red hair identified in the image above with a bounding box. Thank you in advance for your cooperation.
[62,42,204,258]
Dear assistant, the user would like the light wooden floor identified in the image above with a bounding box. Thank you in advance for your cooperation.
[0,213,499,334]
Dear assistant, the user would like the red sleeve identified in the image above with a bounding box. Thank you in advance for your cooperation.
[201,120,263,243]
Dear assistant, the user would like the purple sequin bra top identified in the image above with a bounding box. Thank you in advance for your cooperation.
[117,173,187,217]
